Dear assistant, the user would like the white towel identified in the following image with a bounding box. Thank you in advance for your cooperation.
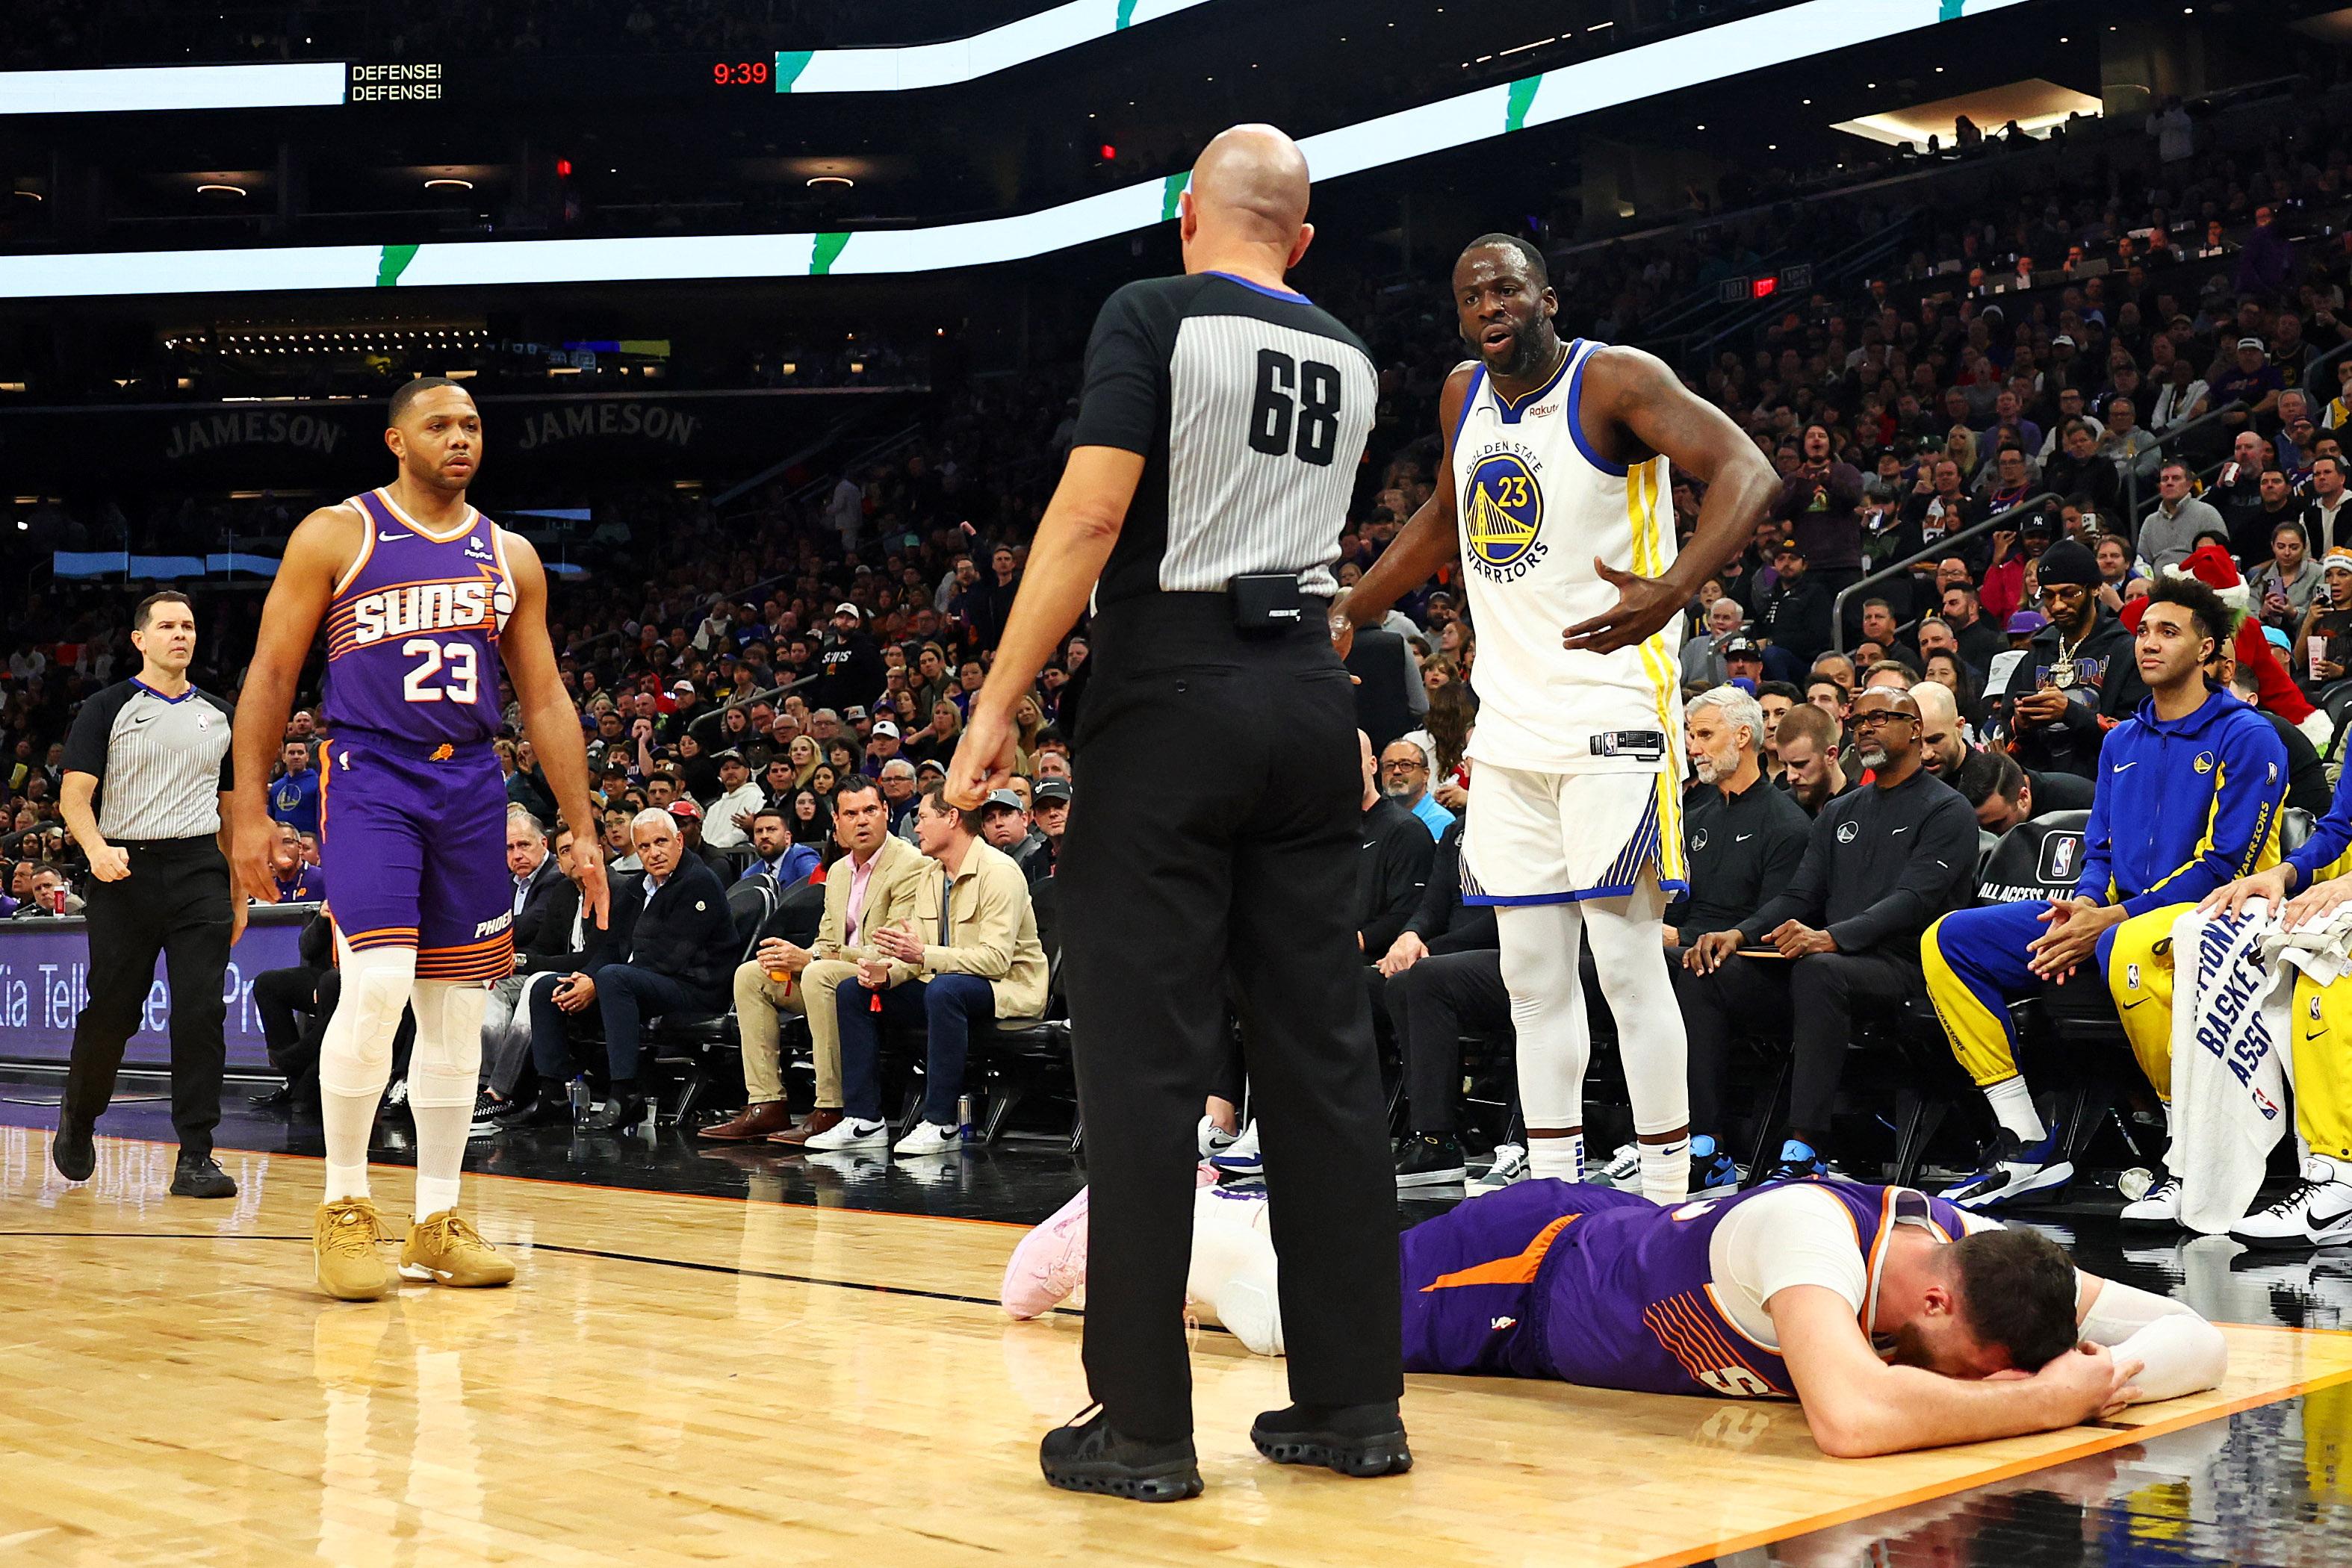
[2165,906,2296,1233]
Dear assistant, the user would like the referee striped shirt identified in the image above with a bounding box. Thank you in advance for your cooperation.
[60,679,235,841]
[1074,271,1377,605]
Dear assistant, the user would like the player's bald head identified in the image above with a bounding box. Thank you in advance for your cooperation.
[1851,687,1920,722]
[1185,124,1310,246]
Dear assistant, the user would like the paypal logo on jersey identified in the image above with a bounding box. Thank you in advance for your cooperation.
[1464,446,1548,582]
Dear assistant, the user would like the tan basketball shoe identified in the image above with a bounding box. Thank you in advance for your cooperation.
[400,1210,517,1288]
[314,1197,396,1301]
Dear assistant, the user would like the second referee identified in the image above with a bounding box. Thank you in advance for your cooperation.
[949,125,1404,1500]
[52,590,244,1198]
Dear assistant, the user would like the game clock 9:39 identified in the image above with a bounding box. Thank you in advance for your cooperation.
[713,59,771,87]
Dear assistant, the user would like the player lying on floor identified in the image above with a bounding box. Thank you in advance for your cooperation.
[1002,1177,2227,1458]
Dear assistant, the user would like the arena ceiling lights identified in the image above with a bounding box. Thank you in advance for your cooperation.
[0,0,2030,302]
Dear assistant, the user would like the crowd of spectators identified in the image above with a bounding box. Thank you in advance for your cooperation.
[9,69,2352,1206]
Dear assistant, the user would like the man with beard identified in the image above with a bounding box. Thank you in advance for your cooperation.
[2004,539,2147,780]
[1005,1174,2224,1458]
[1775,701,1853,817]
[812,603,884,716]
[1681,687,1976,1183]
[1773,423,1867,612]
[1335,231,1778,1207]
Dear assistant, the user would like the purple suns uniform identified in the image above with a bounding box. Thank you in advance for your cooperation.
[316,487,518,983]
[1400,1179,1968,1398]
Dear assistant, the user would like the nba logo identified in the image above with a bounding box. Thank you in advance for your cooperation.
[2037,833,2081,886]
[2125,964,2140,992]
[2315,995,2326,1022]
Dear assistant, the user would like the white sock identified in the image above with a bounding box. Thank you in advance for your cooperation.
[412,1172,462,1221]
[316,941,418,1206]
[324,1160,371,1204]
[1527,1134,1586,1181]
[406,978,488,1224]
[1985,1077,2048,1145]
[1639,1137,1690,1205]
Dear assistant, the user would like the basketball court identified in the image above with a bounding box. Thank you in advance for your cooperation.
[6,1119,2351,1567]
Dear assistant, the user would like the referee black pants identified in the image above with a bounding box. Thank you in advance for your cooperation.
[62,838,232,1157]
[1061,595,1402,1442]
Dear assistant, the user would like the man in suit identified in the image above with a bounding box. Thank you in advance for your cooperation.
[824,788,1049,1154]
[526,809,733,1131]
[477,821,604,1129]
[472,807,568,1124]
[699,777,934,1145]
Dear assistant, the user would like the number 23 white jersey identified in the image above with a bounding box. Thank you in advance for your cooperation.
[1453,338,1682,776]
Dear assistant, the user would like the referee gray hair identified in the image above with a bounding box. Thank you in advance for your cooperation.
[1687,685,1766,752]
[629,807,678,841]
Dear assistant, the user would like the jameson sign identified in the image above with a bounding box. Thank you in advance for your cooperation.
[511,399,702,450]
[165,406,351,459]
[0,386,913,487]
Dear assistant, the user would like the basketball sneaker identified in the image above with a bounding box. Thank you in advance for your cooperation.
[1691,1134,1743,1196]
[1752,1139,1831,1187]
[1250,1401,1412,1478]
[2232,1157,2352,1249]
[1471,1142,1528,1193]
[314,1196,397,1301]
[1208,1121,1262,1180]
[2119,1174,2185,1229]
[400,1210,518,1288]
[1004,1185,1092,1319]
[1394,1133,1468,1188]
[1594,1143,1642,1189]
[1040,1404,1202,1503]
[1940,1128,2073,1212]
[1197,1116,1239,1160]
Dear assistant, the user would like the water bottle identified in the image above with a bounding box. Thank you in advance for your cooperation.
[2118,1167,2155,1202]
[566,1076,590,1122]
[958,1093,976,1143]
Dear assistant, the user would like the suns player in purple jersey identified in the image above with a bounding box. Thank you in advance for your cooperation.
[1003,1178,2227,1458]
[232,376,609,1302]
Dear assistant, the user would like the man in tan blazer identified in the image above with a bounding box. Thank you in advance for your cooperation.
[823,788,1048,1155]
[698,777,934,1144]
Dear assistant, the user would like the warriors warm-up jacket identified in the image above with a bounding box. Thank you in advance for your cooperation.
[2076,688,2286,915]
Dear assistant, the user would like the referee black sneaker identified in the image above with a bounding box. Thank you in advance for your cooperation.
[170,1151,238,1199]
[52,1110,95,1183]
[1250,1401,1413,1478]
[1038,1405,1203,1502]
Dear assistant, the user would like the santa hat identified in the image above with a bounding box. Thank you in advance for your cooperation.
[2165,541,2252,616]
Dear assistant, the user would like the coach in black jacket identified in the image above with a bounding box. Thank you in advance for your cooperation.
[527,809,733,1130]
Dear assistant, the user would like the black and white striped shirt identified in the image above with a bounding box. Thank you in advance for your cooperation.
[1074,272,1377,606]
[60,678,235,841]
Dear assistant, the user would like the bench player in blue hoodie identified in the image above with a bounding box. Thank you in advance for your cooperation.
[1923,573,2286,1211]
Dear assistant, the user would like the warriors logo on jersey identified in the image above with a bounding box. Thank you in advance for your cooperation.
[1464,451,1547,579]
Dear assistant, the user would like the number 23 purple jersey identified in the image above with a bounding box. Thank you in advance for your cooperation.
[322,488,515,745]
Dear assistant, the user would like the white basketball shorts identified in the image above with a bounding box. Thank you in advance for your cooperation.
[1458,762,1687,906]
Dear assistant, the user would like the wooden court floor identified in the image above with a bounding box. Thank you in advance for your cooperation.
[4,1128,2351,1568]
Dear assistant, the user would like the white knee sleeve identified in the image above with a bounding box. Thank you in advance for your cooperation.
[407,979,489,1110]
[1498,902,1589,1130]
[317,941,418,1098]
[1583,881,1690,1137]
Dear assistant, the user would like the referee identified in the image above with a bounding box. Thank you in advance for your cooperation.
[948,125,1404,1500]
[52,590,243,1198]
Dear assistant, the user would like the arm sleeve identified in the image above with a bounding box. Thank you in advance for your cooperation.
[1070,284,1167,455]
[2122,718,2288,915]
[60,685,122,782]
[1824,794,1978,953]
[2077,1275,2227,1403]
[1737,815,1832,943]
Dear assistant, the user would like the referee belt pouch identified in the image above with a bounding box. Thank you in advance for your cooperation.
[1229,573,1306,635]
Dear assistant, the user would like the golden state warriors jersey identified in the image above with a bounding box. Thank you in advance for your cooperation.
[1453,338,1682,775]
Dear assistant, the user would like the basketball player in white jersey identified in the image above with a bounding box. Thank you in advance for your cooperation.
[1335,235,1777,1202]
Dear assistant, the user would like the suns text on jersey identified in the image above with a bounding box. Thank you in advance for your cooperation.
[347,581,496,647]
